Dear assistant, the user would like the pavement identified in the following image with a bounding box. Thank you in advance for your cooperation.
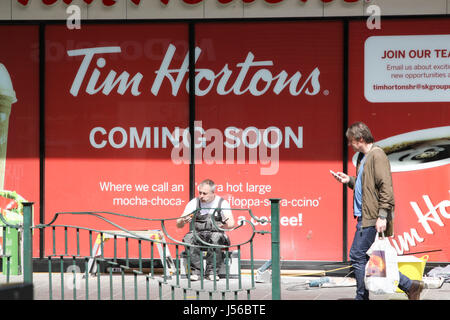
[1,271,449,301]
[0,272,448,319]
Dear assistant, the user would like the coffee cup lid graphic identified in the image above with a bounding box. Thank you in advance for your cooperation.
[352,126,450,172]
[0,63,17,103]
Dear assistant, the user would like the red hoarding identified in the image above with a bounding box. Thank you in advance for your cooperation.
[44,21,344,261]
[45,24,191,255]
[1,18,447,263]
[195,21,344,261]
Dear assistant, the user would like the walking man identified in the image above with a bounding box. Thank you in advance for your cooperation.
[332,122,424,300]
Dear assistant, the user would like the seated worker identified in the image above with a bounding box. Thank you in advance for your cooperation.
[177,179,235,281]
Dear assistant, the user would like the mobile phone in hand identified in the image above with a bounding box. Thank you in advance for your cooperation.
[329,170,339,178]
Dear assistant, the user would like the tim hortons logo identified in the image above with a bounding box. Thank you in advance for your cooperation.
[67,44,321,97]
[390,194,450,255]
[17,0,360,7]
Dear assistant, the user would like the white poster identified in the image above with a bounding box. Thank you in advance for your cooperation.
[365,35,450,102]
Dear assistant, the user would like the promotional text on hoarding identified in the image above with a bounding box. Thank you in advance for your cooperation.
[70,44,315,174]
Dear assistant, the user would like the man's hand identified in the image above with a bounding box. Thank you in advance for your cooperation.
[176,214,192,228]
[221,216,235,230]
[331,171,350,184]
[376,217,387,234]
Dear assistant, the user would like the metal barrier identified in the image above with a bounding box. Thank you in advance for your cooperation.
[1,200,282,300]
[0,201,31,285]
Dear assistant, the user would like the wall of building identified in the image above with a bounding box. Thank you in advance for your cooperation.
[0,1,449,263]
[0,0,449,21]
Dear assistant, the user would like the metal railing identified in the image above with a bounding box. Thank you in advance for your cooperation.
[1,200,282,300]
[0,201,33,285]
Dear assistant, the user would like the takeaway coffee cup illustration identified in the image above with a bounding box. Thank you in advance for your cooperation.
[0,63,17,191]
[353,126,450,172]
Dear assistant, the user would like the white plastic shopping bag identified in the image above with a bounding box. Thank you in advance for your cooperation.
[364,234,399,294]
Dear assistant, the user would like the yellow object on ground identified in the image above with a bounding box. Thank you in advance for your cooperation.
[396,255,428,293]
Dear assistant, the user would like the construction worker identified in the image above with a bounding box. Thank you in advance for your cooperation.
[177,179,235,281]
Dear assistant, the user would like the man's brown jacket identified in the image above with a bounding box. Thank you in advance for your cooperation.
[348,145,395,236]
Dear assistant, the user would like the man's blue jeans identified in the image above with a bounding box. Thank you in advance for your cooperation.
[349,218,413,300]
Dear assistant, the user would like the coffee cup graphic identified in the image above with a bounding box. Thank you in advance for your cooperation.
[352,126,450,172]
[0,63,17,191]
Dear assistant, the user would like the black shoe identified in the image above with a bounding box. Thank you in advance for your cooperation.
[406,280,424,300]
